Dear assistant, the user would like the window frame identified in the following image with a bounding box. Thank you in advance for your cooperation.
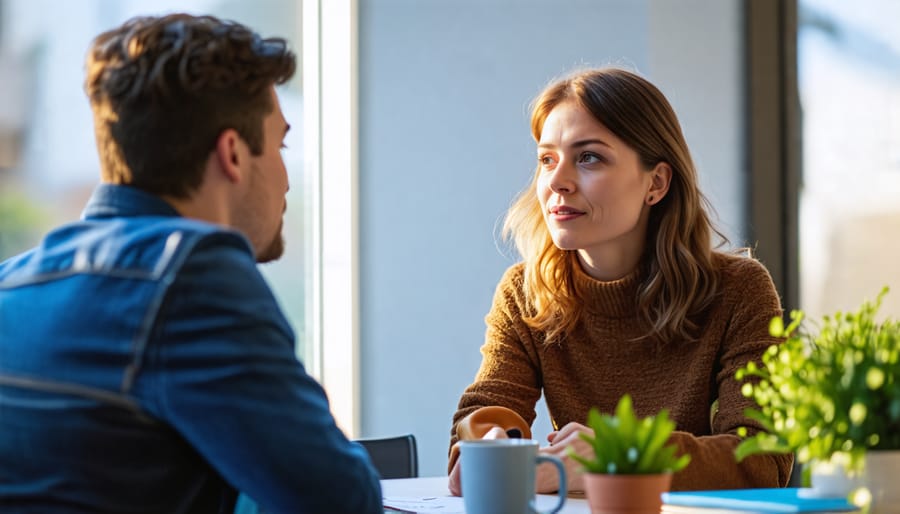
[745,0,801,312]
[302,0,360,436]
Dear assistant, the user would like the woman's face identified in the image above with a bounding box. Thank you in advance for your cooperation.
[536,100,666,280]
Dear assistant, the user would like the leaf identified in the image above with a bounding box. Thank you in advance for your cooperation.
[636,410,675,472]
[649,444,679,472]
[569,445,600,473]
[616,395,637,440]
[743,408,777,433]
[734,433,792,462]
[770,316,785,338]
[670,452,691,472]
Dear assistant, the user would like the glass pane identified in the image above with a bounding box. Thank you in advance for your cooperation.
[0,0,314,368]
[798,0,900,319]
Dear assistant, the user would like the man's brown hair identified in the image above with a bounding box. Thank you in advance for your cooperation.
[85,13,296,197]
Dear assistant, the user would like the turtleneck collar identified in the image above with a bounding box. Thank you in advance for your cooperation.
[572,259,642,318]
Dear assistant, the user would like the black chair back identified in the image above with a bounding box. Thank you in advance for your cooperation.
[355,434,418,479]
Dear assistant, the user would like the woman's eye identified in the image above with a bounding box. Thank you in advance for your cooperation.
[539,155,556,167]
[579,152,603,164]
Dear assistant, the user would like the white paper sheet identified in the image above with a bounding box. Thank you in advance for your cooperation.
[383,495,465,513]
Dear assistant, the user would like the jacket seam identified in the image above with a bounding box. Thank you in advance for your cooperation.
[120,231,200,394]
[0,372,159,425]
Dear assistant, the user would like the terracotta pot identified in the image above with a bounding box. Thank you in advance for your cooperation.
[582,473,673,514]
[863,450,900,514]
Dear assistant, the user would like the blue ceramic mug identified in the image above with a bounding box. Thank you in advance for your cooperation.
[459,439,566,514]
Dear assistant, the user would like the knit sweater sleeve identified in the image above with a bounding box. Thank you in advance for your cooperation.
[449,265,542,451]
[670,256,793,489]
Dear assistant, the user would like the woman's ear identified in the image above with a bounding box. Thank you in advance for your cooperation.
[646,161,672,205]
[214,129,244,184]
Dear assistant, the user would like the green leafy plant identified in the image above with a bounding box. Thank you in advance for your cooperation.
[735,287,900,473]
[570,394,691,475]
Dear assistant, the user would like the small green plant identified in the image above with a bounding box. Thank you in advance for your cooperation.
[735,287,900,474]
[570,394,691,475]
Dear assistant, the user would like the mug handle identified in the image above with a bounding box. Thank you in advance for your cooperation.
[532,455,566,514]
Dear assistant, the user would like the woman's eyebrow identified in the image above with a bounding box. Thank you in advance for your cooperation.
[538,138,612,150]
[570,138,612,149]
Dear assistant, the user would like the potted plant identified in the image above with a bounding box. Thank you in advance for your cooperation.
[735,288,900,511]
[569,394,691,514]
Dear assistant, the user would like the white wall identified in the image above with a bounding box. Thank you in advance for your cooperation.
[357,0,744,476]
[648,0,746,244]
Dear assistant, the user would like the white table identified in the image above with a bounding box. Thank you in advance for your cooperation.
[381,476,591,514]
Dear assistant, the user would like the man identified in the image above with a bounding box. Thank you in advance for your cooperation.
[0,13,381,514]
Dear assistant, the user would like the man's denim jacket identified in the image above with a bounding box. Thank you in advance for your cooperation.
[0,185,381,513]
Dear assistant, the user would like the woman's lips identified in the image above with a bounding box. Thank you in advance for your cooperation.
[549,205,585,221]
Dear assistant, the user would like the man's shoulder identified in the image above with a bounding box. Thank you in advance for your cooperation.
[0,216,253,287]
[94,216,258,282]
[128,216,253,258]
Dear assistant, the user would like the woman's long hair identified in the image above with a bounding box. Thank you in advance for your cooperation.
[503,67,724,344]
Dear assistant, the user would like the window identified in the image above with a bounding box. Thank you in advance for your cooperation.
[797,0,900,318]
[301,0,359,435]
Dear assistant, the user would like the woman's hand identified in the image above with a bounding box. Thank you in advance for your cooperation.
[448,426,508,496]
[535,422,594,494]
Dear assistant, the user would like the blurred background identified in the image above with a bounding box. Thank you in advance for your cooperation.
[1,0,897,477]
[0,0,313,367]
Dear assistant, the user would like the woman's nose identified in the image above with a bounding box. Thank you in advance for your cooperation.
[548,159,576,194]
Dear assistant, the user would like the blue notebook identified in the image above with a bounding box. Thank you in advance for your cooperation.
[662,488,857,513]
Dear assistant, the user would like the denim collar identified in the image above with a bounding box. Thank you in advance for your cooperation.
[81,184,182,220]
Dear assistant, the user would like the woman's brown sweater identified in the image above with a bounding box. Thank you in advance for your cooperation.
[450,253,793,490]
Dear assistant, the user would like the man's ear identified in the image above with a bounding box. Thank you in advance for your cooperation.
[646,161,672,206]
[214,129,244,184]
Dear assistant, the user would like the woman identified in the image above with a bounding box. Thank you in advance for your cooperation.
[448,67,792,494]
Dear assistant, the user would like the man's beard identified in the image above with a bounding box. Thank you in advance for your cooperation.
[256,221,285,263]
